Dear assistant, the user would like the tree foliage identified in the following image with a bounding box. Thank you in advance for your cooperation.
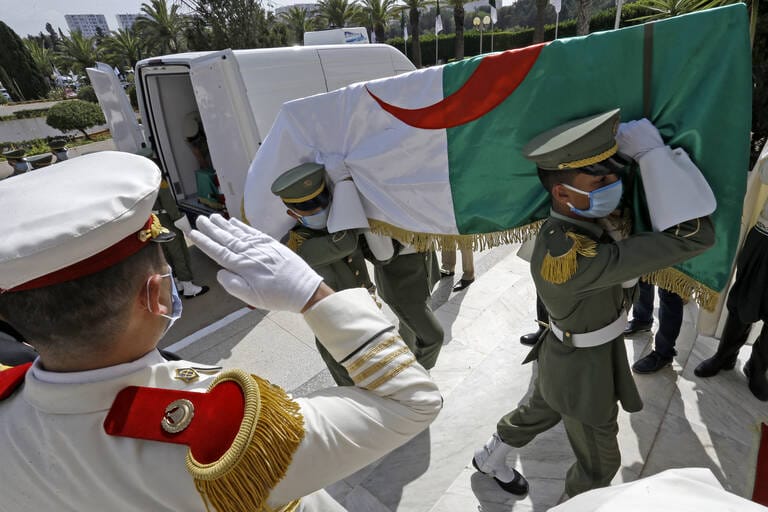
[136,0,187,54]
[280,6,315,45]
[182,0,287,50]
[46,100,105,139]
[316,0,361,28]
[58,31,101,74]
[0,21,50,100]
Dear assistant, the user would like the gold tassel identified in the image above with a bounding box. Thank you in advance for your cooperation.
[539,231,597,284]
[367,218,544,252]
[642,268,720,312]
[187,369,305,512]
[286,230,307,252]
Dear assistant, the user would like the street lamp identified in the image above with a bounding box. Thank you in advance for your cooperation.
[473,15,490,55]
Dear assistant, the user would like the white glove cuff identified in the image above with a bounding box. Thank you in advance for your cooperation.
[638,146,716,231]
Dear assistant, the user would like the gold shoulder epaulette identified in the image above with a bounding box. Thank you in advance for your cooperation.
[540,231,597,284]
[286,230,308,252]
[104,369,305,512]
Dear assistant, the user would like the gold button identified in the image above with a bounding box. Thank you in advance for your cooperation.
[347,257,353,263]
[355,270,360,276]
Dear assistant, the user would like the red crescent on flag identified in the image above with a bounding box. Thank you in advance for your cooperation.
[366,43,547,129]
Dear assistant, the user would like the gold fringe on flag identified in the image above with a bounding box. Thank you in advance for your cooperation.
[539,231,598,284]
[187,369,305,512]
[367,218,544,252]
[642,267,720,312]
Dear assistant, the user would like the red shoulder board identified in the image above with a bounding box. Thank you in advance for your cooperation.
[0,363,32,400]
[104,380,244,464]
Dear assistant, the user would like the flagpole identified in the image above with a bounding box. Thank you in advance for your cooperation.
[491,21,494,52]
[555,11,559,39]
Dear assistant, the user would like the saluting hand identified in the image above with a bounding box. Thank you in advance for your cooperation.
[190,215,324,313]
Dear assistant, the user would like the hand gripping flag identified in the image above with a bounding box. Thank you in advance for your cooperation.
[243,5,752,311]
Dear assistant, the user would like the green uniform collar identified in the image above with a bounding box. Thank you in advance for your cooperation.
[550,209,604,238]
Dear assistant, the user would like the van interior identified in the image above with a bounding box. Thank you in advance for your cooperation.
[140,68,224,217]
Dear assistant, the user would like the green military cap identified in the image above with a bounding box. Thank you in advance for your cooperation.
[271,162,326,205]
[523,109,621,172]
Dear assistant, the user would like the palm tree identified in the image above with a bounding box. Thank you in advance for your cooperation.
[100,29,146,70]
[357,0,400,43]
[402,0,431,67]
[575,0,593,35]
[58,31,101,74]
[316,0,361,28]
[533,0,549,42]
[136,0,187,54]
[280,5,315,44]
[447,0,465,59]
[24,39,54,77]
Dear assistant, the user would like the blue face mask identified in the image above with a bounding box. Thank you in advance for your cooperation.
[299,208,329,230]
[146,267,183,337]
[563,179,623,219]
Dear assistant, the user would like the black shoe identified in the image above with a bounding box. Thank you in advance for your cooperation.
[632,351,672,374]
[693,353,738,378]
[440,269,455,278]
[472,456,529,495]
[520,327,544,346]
[744,359,768,401]
[624,320,653,336]
[452,278,474,292]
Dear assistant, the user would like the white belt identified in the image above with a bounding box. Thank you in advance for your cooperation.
[549,311,628,348]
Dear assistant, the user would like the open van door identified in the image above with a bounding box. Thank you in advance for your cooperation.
[188,50,260,220]
[86,62,146,154]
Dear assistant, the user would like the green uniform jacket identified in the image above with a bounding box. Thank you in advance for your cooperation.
[291,226,371,291]
[527,211,715,425]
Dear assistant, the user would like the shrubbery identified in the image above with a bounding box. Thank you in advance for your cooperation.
[45,100,105,140]
[76,86,98,103]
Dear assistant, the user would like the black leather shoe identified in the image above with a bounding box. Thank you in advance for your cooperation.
[744,359,768,401]
[440,269,455,278]
[520,326,544,346]
[472,456,529,495]
[452,278,474,292]
[624,320,653,336]
[632,351,672,374]
[693,353,738,378]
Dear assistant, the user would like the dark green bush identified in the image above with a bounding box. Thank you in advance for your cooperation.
[76,85,98,103]
[45,100,105,139]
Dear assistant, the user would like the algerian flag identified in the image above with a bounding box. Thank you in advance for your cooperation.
[488,0,498,24]
[550,0,561,13]
[244,5,751,310]
[436,13,444,34]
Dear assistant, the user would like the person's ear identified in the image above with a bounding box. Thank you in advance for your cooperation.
[286,209,301,221]
[552,183,571,207]
[143,274,171,317]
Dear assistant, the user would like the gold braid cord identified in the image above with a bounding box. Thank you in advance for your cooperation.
[642,268,719,312]
[540,231,597,284]
[367,218,544,252]
[187,369,305,512]
[286,230,308,253]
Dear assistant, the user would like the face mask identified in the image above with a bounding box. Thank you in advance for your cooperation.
[146,267,183,337]
[299,208,329,230]
[562,179,623,219]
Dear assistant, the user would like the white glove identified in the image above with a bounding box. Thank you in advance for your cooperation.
[190,215,323,312]
[616,118,664,161]
[173,214,192,235]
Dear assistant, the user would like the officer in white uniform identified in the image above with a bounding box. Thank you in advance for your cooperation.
[0,152,442,511]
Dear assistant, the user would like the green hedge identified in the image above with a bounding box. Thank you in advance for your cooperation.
[388,3,655,66]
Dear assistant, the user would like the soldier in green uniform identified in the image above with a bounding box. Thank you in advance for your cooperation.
[272,163,374,386]
[472,109,716,498]
[370,245,444,371]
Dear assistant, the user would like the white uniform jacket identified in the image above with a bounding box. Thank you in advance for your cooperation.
[0,289,442,511]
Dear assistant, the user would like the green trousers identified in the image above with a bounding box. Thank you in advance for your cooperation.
[497,378,620,497]
[374,252,444,370]
[157,213,194,282]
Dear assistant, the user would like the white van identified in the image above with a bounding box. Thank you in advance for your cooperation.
[304,28,369,46]
[87,44,414,218]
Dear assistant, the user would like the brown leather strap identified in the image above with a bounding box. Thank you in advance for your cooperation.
[643,22,654,119]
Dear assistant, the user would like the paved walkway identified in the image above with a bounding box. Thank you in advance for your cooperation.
[169,243,767,511]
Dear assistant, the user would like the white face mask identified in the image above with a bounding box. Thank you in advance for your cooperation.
[299,208,329,230]
[146,267,183,337]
